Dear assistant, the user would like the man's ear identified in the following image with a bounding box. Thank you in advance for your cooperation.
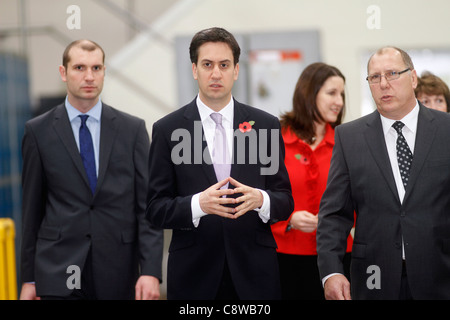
[59,65,67,82]
[192,63,198,80]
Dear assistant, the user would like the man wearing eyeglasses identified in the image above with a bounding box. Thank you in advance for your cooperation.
[317,46,450,300]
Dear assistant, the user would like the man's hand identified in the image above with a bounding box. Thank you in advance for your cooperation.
[135,275,160,300]
[228,177,263,218]
[199,178,237,218]
[19,283,40,300]
[324,274,351,300]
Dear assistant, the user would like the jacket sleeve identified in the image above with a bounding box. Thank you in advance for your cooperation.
[264,116,294,222]
[20,123,47,283]
[316,126,355,280]
[146,120,195,230]
[133,120,163,280]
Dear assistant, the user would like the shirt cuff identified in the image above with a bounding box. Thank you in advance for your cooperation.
[191,189,271,227]
[191,192,207,227]
[254,189,270,223]
[322,273,342,287]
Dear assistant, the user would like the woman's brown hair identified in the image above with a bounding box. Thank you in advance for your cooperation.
[280,62,345,144]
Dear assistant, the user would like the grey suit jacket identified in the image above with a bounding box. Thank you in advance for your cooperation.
[317,102,450,299]
[21,103,163,299]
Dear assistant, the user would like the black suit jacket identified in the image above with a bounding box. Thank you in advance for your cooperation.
[21,103,163,299]
[317,102,450,299]
[146,98,293,299]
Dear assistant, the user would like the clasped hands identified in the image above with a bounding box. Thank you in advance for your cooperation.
[199,177,263,219]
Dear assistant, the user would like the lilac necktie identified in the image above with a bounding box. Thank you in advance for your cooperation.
[210,113,231,186]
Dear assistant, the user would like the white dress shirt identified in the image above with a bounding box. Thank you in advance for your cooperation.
[379,102,419,203]
[190,95,270,227]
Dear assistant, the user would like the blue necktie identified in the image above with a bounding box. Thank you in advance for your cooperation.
[79,115,97,194]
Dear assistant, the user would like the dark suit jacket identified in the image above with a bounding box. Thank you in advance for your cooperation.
[146,98,293,299]
[20,103,163,299]
[317,102,450,299]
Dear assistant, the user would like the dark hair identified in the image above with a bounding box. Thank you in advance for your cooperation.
[62,39,105,69]
[280,62,346,144]
[415,71,450,112]
[189,27,241,65]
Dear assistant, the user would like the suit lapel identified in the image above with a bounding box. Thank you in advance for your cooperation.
[183,99,217,186]
[184,99,252,185]
[403,104,436,203]
[363,110,400,202]
[52,104,93,191]
[96,104,119,196]
[230,100,251,180]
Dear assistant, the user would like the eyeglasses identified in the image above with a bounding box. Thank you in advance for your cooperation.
[366,68,410,84]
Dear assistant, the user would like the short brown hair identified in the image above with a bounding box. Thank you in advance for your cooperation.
[415,71,450,112]
[280,62,346,144]
[62,39,105,69]
[189,27,240,65]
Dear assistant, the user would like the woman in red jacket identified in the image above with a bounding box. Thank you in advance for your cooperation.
[271,62,353,300]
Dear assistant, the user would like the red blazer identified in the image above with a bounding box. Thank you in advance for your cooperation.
[271,124,353,255]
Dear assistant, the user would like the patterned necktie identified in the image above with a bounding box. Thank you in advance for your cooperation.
[210,113,231,186]
[79,115,97,194]
[392,121,413,188]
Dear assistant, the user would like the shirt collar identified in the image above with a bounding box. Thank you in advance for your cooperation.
[283,123,335,146]
[379,100,419,136]
[196,95,234,126]
[65,96,102,122]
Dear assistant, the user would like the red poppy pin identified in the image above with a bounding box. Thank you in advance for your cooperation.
[295,153,310,165]
[239,121,255,133]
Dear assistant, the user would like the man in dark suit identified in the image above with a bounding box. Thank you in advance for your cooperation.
[317,46,450,300]
[146,27,293,300]
[20,40,163,300]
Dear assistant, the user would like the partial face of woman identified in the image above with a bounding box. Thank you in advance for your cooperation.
[316,76,345,124]
[417,93,448,112]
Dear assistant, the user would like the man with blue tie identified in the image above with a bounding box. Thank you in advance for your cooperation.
[146,27,293,299]
[20,40,163,300]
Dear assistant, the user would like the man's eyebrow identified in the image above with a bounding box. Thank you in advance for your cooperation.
[72,63,103,68]
[200,59,232,63]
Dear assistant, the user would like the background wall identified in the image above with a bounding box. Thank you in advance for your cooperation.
[2,0,450,129]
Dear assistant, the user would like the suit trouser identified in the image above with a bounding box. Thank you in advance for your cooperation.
[41,247,97,300]
[399,260,413,300]
[215,258,239,300]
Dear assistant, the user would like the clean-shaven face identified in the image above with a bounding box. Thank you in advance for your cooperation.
[316,76,345,124]
[192,42,239,111]
[368,48,417,120]
[60,46,105,110]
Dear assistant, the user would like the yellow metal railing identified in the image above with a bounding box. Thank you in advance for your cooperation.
[0,218,17,300]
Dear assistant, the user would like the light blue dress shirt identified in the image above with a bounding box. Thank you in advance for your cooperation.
[64,97,102,176]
